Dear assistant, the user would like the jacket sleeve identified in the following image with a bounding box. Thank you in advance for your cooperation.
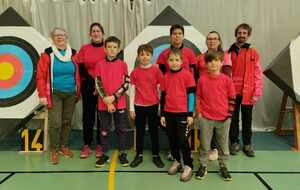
[36,53,49,98]
[253,50,263,98]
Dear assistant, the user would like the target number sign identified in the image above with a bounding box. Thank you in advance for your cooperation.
[20,128,44,152]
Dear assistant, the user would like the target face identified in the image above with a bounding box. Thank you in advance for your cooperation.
[0,7,50,119]
[0,36,38,107]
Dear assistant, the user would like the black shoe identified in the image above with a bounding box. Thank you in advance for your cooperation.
[230,143,240,155]
[95,154,109,167]
[219,167,232,181]
[130,155,143,168]
[243,145,255,157]
[153,156,165,168]
[195,165,207,180]
[119,153,129,167]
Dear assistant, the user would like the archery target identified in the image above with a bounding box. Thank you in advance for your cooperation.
[0,27,50,118]
[0,36,38,107]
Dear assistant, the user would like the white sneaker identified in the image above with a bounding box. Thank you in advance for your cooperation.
[208,149,218,161]
[168,160,180,175]
[180,166,192,182]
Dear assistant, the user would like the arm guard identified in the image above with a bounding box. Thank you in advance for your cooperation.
[113,75,130,100]
[95,76,107,98]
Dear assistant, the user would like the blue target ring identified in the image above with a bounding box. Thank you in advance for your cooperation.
[0,44,33,98]
[151,44,169,64]
[0,36,38,107]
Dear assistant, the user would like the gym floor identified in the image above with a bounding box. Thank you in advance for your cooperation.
[0,132,300,190]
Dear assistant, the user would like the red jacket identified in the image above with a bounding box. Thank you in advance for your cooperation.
[229,43,263,105]
[36,47,81,109]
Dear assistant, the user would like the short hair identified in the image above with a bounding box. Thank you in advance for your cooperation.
[89,22,105,34]
[104,36,121,47]
[50,27,68,39]
[137,44,153,55]
[170,24,184,35]
[204,51,224,63]
[168,49,183,60]
[235,23,252,36]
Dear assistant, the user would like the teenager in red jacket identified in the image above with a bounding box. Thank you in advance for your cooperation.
[36,27,80,164]
[228,23,263,157]
[74,23,106,159]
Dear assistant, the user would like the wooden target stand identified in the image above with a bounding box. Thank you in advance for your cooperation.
[276,94,300,151]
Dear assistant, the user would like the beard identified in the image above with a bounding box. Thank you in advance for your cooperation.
[237,37,246,43]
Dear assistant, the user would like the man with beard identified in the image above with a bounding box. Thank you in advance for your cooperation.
[228,23,263,157]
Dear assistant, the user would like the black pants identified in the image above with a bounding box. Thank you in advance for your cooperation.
[99,110,128,152]
[135,104,160,156]
[165,114,193,168]
[81,76,101,146]
[229,95,253,145]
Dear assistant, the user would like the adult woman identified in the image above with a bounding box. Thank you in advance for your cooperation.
[197,31,231,76]
[196,31,232,161]
[75,23,106,158]
[36,27,80,164]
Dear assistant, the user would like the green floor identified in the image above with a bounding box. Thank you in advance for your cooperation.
[1,149,300,190]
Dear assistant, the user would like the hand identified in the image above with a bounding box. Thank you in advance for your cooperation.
[129,111,136,119]
[251,96,258,104]
[93,90,98,96]
[197,113,202,119]
[187,116,193,127]
[39,98,48,106]
[107,104,116,113]
[160,117,166,127]
[103,96,115,104]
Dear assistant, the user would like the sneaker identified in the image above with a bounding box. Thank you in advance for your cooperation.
[119,153,129,167]
[180,166,193,182]
[230,143,240,155]
[168,160,181,175]
[243,145,255,157]
[208,149,218,161]
[195,165,207,180]
[130,155,143,168]
[80,145,92,159]
[167,151,175,161]
[153,156,165,168]
[219,167,232,181]
[59,146,74,158]
[50,149,59,165]
[95,154,109,167]
[95,145,103,158]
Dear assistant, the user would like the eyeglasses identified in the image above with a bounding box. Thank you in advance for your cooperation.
[207,38,219,41]
[53,34,65,37]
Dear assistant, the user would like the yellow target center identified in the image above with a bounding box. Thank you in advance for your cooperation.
[0,62,15,80]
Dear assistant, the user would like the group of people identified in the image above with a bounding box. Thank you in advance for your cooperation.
[36,22,263,182]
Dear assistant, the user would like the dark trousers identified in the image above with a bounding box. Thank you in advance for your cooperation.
[99,110,128,152]
[165,114,193,168]
[135,104,160,156]
[81,76,101,146]
[229,95,253,145]
[48,91,76,149]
